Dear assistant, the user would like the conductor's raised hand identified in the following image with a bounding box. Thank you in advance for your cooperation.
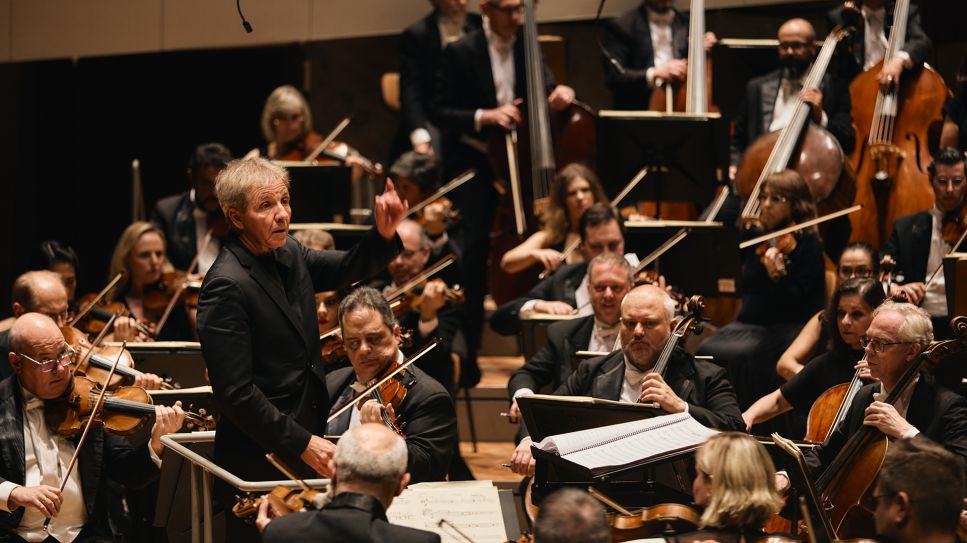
[375,178,409,241]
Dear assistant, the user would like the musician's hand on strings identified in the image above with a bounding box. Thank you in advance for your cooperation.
[255,495,283,534]
[638,373,687,413]
[533,248,564,272]
[359,399,396,426]
[891,282,925,305]
[507,399,522,424]
[113,316,146,342]
[548,85,575,112]
[704,32,718,52]
[375,178,409,241]
[300,435,337,477]
[854,358,874,381]
[421,202,447,236]
[877,56,908,93]
[532,300,574,315]
[775,472,791,495]
[654,59,687,82]
[480,101,523,130]
[800,87,824,124]
[864,401,914,439]
[134,372,165,390]
[150,401,186,456]
[511,437,536,477]
[10,485,63,518]
[419,279,448,321]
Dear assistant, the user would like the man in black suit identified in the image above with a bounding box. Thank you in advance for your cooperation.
[883,148,966,340]
[257,423,440,543]
[398,0,482,159]
[196,158,404,539]
[326,287,457,484]
[509,285,744,476]
[827,0,931,86]
[506,253,633,423]
[490,203,631,336]
[432,0,576,379]
[151,143,233,275]
[776,302,967,494]
[0,313,184,542]
[601,0,715,110]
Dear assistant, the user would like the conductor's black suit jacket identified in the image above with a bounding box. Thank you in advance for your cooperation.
[196,230,399,483]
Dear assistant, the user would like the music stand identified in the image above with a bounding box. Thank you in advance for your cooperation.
[596,112,728,218]
[711,39,781,121]
[283,164,353,223]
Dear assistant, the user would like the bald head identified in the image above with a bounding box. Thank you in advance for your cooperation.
[779,18,815,41]
[9,313,72,399]
[11,270,69,327]
[333,423,410,508]
[621,285,675,321]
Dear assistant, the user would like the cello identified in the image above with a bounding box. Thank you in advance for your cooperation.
[847,0,949,248]
[487,0,596,305]
[735,9,859,237]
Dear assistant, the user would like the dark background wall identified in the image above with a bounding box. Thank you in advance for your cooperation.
[0,0,963,312]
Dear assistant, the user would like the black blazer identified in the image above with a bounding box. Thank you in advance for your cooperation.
[196,230,400,482]
[400,9,483,138]
[490,262,588,336]
[326,365,457,484]
[150,191,198,272]
[262,492,441,543]
[601,4,689,110]
[552,349,746,432]
[0,331,11,382]
[508,314,596,398]
[0,376,157,537]
[883,210,933,284]
[730,68,855,165]
[804,372,967,477]
[827,0,931,81]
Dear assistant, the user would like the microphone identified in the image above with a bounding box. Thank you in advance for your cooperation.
[237,0,253,33]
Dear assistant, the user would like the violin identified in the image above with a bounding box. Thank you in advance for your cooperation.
[391,281,465,317]
[232,484,329,520]
[756,231,798,280]
[43,374,214,438]
[588,486,700,541]
[74,295,155,339]
[277,131,383,176]
[63,325,176,390]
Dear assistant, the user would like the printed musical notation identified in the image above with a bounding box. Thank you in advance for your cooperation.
[387,481,507,542]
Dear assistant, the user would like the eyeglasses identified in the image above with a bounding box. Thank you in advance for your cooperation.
[778,41,809,51]
[756,193,789,205]
[860,336,911,354]
[934,176,965,188]
[837,266,873,279]
[17,346,76,373]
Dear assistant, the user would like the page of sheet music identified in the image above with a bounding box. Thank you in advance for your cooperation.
[386,481,507,543]
[562,415,717,472]
[537,412,692,455]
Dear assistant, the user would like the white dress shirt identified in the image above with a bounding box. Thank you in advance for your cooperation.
[645,8,675,87]
[190,190,220,276]
[861,5,910,70]
[770,74,828,133]
[922,206,948,317]
[474,19,517,132]
[588,320,621,354]
[0,390,86,543]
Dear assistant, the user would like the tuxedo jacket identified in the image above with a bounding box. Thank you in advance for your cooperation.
[490,262,588,337]
[804,372,967,477]
[553,349,746,432]
[827,0,931,81]
[150,191,198,272]
[601,3,689,110]
[326,365,457,484]
[730,68,855,165]
[0,331,10,382]
[196,230,400,482]
[0,376,157,537]
[508,314,595,398]
[883,210,933,284]
[262,492,440,543]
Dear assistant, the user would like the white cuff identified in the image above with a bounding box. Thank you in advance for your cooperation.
[682,402,689,413]
[410,128,432,147]
[895,50,912,67]
[519,299,539,314]
[473,109,483,132]
[0,482,20,512]
[646,67,657,88]
[820,111,828,128]
[513,388,535,400]
[902,426,920,439]
[418,317,439,337]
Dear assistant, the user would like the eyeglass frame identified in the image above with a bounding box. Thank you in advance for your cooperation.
[15,345,77,373]
[756,193,789,205]
[859,336,911,354]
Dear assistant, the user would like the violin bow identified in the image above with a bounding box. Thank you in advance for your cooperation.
[325,339,439,425]
[738,204,862,249]
[403,170,476,219]
[266,453,313,492]
[303,117,351,164]
[69,272,124,328]
[44,342,127,532]
[540,167,649,280]
[73,314,117,374]
[384,254,456,302]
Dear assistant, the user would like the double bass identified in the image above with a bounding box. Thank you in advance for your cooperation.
[848,0,949,248]
[487,0,596,304]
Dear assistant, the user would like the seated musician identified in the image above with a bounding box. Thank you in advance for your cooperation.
[776,302,967,494]
[368,218,465,393]
[532,488,610,543]
[0,313,184,543]
[600,0,716,110]
[697,170,825,431]
[742,277,886,433]
[291,229,339,336]
[672,433,783,543]
[872,437,965,543]
[256,423,441,543]
[775,241,880,381]
[491,203,633,336]
[33,240,80,313]
[500,163,608,275]
[506,253,633,423]
[150,142,233,275]
[883,147,967,340]
[510,285,744,476]
[105,222,193,342]
[827,0,932,86]
[325,287,457,483]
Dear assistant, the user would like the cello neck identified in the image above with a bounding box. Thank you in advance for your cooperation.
[522,0,555,201]
[684,0,706,114]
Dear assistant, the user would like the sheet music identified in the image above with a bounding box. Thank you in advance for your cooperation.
[537,412,693,456]
[386,481,507,543]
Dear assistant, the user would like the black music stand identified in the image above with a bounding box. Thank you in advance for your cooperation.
[596,112,727,218]
[711,39,781,121]
[283,164,353,223]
